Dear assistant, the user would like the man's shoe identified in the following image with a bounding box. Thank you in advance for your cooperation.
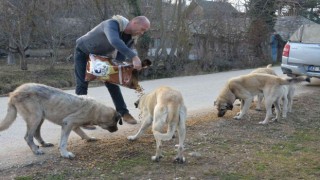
[81,125,96,130]
[122,113,137,124]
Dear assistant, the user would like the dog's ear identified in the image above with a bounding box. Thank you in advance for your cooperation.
[134,99,140,108]
[141,59,152,68]
[306,77,311,83]
[226,103,233,110]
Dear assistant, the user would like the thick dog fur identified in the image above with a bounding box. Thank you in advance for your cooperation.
[250,64,295,117]
[250,64,277,76]
[214,74,309,124]
[127,86,187,163]
[0,83,122,159]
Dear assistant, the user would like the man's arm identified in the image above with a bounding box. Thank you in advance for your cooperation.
[103,20,141,69]
[103,21,136,60]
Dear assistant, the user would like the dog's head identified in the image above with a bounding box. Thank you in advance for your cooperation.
[214,99,233,117]
[99,110,122,133]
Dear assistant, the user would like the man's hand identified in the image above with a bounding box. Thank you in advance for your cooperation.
[132,56,142,70]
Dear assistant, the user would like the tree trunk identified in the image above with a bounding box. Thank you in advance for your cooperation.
[19,51,28,70]
[7,52,16,65]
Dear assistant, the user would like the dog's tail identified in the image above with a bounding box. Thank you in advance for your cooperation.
[279,76,310,85]
[152,104,182,141]
[0,102,18,131]
[266,64,272,68]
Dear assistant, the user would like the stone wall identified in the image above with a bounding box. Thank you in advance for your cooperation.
[275,16,316,41]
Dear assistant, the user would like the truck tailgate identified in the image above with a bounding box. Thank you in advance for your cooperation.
[289,43,320,66]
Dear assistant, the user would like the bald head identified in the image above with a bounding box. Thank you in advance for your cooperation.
[125,16,150,36]
[132,16,150,25]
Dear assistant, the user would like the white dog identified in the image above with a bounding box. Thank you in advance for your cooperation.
[250,64,295,117]
[127,86,187,163]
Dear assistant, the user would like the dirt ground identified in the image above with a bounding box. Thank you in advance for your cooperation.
[1,91,320,180]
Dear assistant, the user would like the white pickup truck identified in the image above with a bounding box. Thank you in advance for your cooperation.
[281,24,320,79]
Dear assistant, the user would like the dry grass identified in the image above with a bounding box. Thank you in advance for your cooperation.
[0,59,76,95]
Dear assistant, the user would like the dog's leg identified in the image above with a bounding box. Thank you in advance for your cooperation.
[127,115,152,141]
[236,99,244,116]
[259,99,274,124]
[73,127,97,142]
[287,85,295,113]
[234,98,252,120]
[282,95,288,118]
[272,99,281,122]
[255,94,263,111]
[152,138,163,162]
[59,118,76,159]
[174,106,186,164]
[23,115,45,155]
[151,105,168,162]
[34,118,54,147]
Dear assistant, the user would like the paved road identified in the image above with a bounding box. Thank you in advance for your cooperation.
[0,66,318,170]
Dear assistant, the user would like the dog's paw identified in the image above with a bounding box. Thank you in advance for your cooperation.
[61,152,75,159]
[151,154,163,162]
[41,142,54,147]
[174,156,186,164]
[34,149,45,155]
[236,112,241,116]
[127,136,136,141]
[151,155,161,162]
[259,121,268,125]
[271,118,278,122]
[233,116,241,120]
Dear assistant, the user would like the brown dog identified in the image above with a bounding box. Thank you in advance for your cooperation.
[0,83,122,159]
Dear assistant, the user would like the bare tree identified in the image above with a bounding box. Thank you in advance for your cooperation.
[78,0,129,27]
[32,0,81,69]
[0,0,41,70]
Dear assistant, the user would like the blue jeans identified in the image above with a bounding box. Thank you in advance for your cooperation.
[74,45,129,116]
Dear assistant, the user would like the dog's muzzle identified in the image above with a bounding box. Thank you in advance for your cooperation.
[217,110,227,117]
[107,126,118,132]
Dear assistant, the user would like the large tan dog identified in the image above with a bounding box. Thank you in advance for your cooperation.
[0,83,122,159]
[250,64,295,117]
[250,64,278,111]
[250,64,277,76]
[127,86,187,163]
[214,74,309,124]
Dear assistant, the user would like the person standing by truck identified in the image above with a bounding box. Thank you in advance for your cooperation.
[270,32,286,63]
[270,32,278,63]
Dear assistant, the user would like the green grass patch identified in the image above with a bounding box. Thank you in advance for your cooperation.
[14,176,33,180]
